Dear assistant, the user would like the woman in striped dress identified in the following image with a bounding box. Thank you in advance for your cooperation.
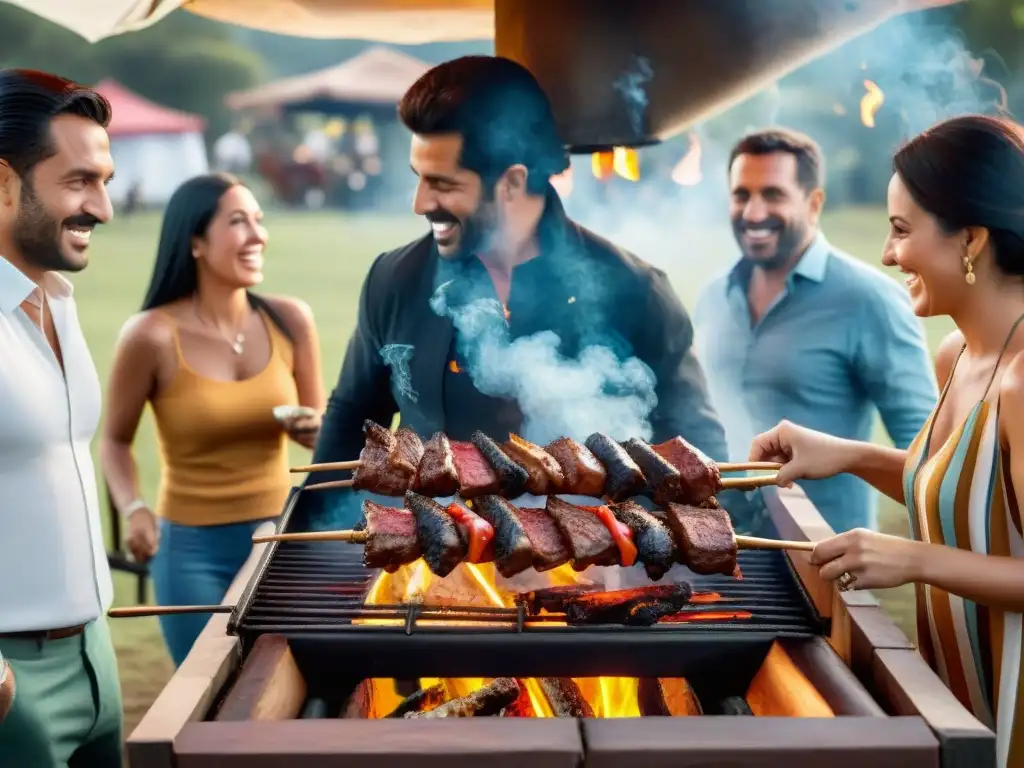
[748,114,1024,767]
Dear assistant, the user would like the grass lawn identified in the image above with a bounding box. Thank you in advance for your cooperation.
[76,205,951,736]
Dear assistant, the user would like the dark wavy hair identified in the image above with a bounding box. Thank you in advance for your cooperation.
[893,114,1024,277]
[398,55,569,195]
[0,68,111,179]
[140,172,290,339]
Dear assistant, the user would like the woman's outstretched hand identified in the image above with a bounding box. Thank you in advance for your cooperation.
[748,420,857,488]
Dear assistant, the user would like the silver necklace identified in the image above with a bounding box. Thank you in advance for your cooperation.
[193,294,246,355]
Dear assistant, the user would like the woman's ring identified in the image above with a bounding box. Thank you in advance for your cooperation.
[837,572,858,592]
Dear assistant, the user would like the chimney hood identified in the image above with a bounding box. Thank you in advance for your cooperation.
[493,0,926,153]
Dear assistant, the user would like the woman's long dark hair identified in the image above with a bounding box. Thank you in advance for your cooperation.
[892,115,1024,277]
[140,172,292,340]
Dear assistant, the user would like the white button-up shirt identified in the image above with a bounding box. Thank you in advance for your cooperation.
[0,255,112,632]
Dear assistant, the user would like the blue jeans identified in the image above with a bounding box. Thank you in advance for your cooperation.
[150,517,274,667]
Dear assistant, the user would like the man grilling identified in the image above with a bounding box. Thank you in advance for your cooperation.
[309,56,741,527]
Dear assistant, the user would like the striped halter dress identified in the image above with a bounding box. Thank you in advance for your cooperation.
[903,316,1024,768]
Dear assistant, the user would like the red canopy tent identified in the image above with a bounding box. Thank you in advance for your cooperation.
[91,80,210,205]
[94,79,207,136]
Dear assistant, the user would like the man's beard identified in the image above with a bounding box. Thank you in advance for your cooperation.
[427,198,498,261]
[13,182,94,273]
[732,215,809,272]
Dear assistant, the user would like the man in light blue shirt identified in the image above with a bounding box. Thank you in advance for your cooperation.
[693,127,938,533]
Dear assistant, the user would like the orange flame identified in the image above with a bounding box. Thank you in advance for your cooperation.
[860,80,884,127]
[448,360,462,374]
[591,147,639,182]
[671,133,702,187]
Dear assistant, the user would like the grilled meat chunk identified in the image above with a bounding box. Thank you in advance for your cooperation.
[413,432,460,497]
[544,437,607,496]
[621,438,686,506]
[516,584,602,615]
[516,507,570,571]
[585,433,646,501]
[665,503,738,577]
[638,678,703,717]
[471,431,529,498]
[545,496,619,570]
[385,683,447,718]
[564,583,692,626]
[362,501,420,571]
[539,678,594,718]
[450,440,501,497]
[473,496,535,577]
[352,420,408,495]
[392,427,424,476]
[610,501,676,580]
[405,678,520,718]
[405,492,466,577]
[652,436,722,505]
[502,434,565,495]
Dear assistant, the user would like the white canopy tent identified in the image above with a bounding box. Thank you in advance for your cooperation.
[94,79,210,207]
[4,1,965,45]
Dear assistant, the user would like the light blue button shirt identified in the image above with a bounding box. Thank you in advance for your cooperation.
[692,232,938,532]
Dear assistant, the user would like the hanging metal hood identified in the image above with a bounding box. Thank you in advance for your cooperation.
[493,0,948,153]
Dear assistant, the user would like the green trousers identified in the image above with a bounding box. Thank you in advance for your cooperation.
[0,618,123,768]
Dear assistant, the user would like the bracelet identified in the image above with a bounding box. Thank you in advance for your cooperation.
[121,498,149,518]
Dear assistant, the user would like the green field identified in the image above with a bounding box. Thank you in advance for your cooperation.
[78,206,950,736]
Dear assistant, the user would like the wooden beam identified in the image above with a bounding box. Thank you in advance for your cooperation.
[215,634,306,722]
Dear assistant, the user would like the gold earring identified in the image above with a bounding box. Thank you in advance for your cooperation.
[963,255,976,285]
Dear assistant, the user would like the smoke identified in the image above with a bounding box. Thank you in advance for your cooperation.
[380,343,418,403]
[614,55,654,135]
[429,279,658,445]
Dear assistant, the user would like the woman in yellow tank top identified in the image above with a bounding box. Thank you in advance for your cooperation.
[749,115,1024,766]
[99,173,325,666]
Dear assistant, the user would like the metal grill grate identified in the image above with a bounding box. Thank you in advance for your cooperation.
[234,541,822,638]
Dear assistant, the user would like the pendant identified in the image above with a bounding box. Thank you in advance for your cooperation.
[233,333,245,355]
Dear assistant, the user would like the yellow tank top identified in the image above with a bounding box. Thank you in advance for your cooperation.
[150,308,298,526]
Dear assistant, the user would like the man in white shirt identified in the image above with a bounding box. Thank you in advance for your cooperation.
[0,69,121,766]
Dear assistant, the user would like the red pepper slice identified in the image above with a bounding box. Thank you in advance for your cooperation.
[586,504,637,567]
[445,503,495,564]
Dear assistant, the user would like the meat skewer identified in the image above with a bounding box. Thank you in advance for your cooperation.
[252,499,817,578]
[293,422,780,499]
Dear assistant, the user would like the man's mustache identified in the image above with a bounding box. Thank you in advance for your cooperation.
[425,210,459,225]
[63,214,101,229]
[734,217,785,232]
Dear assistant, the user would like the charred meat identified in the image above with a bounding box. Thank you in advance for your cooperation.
[717,696,754,716]
[502,434,565,495]
[652,436,722,505]
[405,492,466,577]
[362,500,420,571]
[471,431,529,498]
[450,440,502,497]
[472,496,535,577]
[392,427,425,477]
[545,437,607,496]
[564,583,692,625]
[665,502,738,577]
[516,507,570,571]
[352,421,407,495]
[545,496,620,570]
[516,584,602,615]
[584,433,647,501]
[621,438,687,506]
[413,432,460,497]
[610,501,676,581]
[404,678,520,718]
[638,678,704,717]
[385,683,447,718]
[539,678,594,718]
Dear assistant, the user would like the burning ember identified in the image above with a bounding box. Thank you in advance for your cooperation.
[591,147,639,181]
[671,133,702,187]
[357,557,751,719]
[860,80,884,127]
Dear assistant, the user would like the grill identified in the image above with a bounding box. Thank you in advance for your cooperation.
[227,489,825,686]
